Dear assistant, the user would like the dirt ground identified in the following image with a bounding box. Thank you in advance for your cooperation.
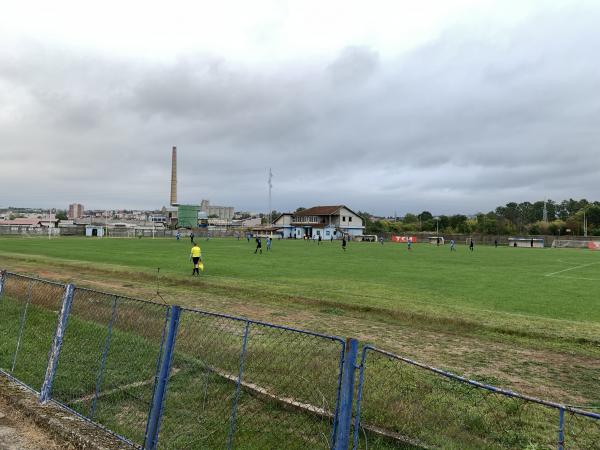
[0,376,131,450]
[0,395,65,450]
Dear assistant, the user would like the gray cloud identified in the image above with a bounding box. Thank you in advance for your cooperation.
[2,5,600,215]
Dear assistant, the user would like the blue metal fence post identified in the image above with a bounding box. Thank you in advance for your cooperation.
[333,338,359,450]
[351,346,369,450]
[330,343,347,445]
[40,283,75,403]
[227,321,251,450]
[0,270,6,299]
[144,305,181,450]
[557,407,565,450]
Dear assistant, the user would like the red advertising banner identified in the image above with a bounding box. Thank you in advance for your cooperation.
[588,241,600,251]
[391,235,417,243]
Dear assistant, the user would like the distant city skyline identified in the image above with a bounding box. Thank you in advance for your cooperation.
[1,1,600,215]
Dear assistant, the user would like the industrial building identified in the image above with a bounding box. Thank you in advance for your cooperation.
[168,146,234,228]
[200,199,234,221]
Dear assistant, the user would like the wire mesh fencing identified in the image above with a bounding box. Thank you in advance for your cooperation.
[157,309,346,450]
[1,269,599,450]
[0,272,65,391]
[352,346,600,450]
[49,287,170,446]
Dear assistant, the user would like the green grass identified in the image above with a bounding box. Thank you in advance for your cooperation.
[1,236,600,449]
[1,236,599,324]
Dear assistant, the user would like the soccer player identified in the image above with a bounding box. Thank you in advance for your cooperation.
[380,236,384,245]
[469,238,474,252]
[342,236,347,251]
[255,236,262,254]
[266,236,272,252]
[407,239,412,251]
[494,239,498,248]
[450,239,456,251]
[318,235,322,245]
[190,242,202,276]
[190,231,195,243]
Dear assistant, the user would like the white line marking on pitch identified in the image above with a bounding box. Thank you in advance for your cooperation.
[545,262,600,277]
[552,275,600,282]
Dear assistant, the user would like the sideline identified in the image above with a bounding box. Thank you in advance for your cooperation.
[544,262,600,277]
[551,275,600,282]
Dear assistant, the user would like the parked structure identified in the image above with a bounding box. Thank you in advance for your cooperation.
[85,225,105,237]
[508,237,545,248]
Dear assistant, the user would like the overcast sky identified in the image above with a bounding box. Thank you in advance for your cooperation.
[1,0,599,215]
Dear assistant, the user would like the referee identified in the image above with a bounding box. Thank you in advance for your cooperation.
[190,242,202,276]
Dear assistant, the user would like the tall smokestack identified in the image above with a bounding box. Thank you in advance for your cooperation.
[170,146,177,205]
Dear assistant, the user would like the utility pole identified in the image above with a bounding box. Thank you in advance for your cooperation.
[268,168,273,225]
[543,198,548,223]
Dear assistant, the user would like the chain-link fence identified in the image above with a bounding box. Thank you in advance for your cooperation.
[157,309,346,450]
[50,287,170,446]
[0,272,65,391]
[1,269,599,450]
[352,346,600,450]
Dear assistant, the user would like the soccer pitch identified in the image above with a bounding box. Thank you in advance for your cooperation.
[1,236,599,409]
[1,236,599,323]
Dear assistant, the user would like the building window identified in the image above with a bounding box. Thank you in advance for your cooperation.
[349,216,352,222]
[342,216,346,222]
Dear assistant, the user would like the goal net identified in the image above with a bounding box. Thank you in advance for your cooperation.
[428,236,445,245]
[551,240,591,249]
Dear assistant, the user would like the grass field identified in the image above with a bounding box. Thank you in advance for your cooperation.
[1,236,599,323]
[1,236,599,448]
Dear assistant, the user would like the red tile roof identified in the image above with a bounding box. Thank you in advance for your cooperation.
[0,218,41,226]
[294,206,344,216]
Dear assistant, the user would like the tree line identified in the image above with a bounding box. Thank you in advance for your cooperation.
[358,199,600,236]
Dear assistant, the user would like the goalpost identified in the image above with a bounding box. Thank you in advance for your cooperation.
[427,236,445,245]
[552,240,600,249]
[552,240,587,248]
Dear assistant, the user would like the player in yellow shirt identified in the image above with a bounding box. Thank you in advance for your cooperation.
[190,242,203,276]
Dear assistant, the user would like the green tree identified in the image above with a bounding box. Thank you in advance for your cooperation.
[419,211,433,221]
[403,213,418,224]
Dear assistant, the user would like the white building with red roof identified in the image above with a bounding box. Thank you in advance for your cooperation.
[272,205,364,239]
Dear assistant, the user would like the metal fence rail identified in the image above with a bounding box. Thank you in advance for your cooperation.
[156,309,348,450]
[352,346,600,450]
[1,269,599,450]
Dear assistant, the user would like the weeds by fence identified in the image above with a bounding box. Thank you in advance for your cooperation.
[0,269,598,449]
[352,347,600,450]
